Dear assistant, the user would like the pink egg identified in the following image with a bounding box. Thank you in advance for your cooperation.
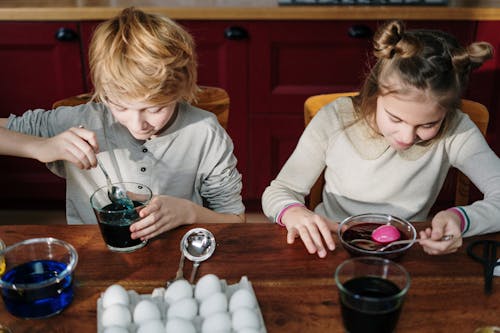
[371,225,401,244]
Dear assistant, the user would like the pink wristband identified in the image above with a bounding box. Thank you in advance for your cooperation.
[276,203,305,227]
[447,207,465,232]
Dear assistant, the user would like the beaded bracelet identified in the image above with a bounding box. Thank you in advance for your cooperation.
[276,203,305,227]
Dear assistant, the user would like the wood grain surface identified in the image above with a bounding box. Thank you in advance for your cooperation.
[0,0,500,21]
[0,223,498,332]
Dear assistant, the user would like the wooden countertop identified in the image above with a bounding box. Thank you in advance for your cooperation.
[1,0,500,21]
[0,223,499,332]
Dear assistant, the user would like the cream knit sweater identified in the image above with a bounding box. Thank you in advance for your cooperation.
[262,97,500,236]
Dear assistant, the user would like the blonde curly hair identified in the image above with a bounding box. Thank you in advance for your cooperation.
[89,7,199,105]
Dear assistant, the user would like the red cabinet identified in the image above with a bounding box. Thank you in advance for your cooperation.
[246,20,477,208]
[0,22,85,208]
[468,21,500,154]
[0,20,252,208]
[0,19,488,211]
[247,21,377,203]
[180,21,251,199]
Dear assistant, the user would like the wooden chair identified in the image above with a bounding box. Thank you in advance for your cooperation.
[304,92,489,210]
[52,85,230,130]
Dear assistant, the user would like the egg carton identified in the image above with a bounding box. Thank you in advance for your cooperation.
[96,275,267,333]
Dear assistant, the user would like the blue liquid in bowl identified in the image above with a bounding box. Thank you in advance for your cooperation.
[1,259,74,318]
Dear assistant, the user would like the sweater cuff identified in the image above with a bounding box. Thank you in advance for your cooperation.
[447,206,470,234]
[275,203,305,227]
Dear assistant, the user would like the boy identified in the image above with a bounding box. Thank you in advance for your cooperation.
[0,7,245,240]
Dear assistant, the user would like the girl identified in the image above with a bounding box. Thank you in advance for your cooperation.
[262,20,500,258]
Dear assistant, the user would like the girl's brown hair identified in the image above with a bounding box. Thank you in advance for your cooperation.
[353,20,493,140]
[89,7,199,105]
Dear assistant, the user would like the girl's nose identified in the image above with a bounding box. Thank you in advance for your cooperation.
[399,125,417,145]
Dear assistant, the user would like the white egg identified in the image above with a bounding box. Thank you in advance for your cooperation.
[151,287,165,299]
[102,284,129,308]
[101,304,132,328]
[167,297,198,320]
[232,307,261,331]
[201,312,232,333]
[136,319,165,333]
[195,274,221,301]
[237,329,261,333]
[165,318,197,333]
[199,291,228,318]
[103,326,129,333]
[164,279,193,305]
[229,288,257,312]
[133,299,161,325]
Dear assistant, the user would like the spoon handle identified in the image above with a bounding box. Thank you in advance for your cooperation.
[175,253,185,280]
[189,262,200,284]
[97,158,113,188]
[378,234,454,252]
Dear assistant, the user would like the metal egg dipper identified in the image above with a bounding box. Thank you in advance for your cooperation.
[180,228,216,283]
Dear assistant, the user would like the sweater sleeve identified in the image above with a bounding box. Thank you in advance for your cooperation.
[198,118,244,215]
[447,114,500,236]
[261,100,343,222]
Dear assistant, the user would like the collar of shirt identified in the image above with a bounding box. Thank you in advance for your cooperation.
[338,97,434,161]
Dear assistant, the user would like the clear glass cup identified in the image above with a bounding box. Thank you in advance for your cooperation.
[90,182,152,252]
[0,237,78,319]
[335,256,410,333]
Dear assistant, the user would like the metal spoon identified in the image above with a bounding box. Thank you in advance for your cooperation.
[96,158,134,209]
[350,234,454,252]
[180,228,216,283]
[166,252,186,287]
[165,235,189,287]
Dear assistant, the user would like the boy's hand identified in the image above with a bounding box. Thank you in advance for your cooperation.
[33,126,99,169]
[130,195,196,241]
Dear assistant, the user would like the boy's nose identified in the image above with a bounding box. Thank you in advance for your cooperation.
[129,112,148,130]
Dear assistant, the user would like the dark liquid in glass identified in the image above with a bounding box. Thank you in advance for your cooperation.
[340,276,403,333]
[1,259,73,318]
[96,201,142,248]
[343,223,408,251]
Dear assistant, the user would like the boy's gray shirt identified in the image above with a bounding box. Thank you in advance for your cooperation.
[7,102,244,224]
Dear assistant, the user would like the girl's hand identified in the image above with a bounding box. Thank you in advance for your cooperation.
[33,126,99,169]
[130,195,196,241]
[419,210,463,255]
[281,205,338,258]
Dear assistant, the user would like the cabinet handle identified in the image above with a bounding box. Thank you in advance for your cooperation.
[55,27,79,42]
[224,26,249,40]
[347,25,373,39]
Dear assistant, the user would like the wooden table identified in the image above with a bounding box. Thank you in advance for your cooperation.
[0,223,499,332]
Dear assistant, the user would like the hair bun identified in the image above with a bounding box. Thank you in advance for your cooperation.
[373,20,420,59]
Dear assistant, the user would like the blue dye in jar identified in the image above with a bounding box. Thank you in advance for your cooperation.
[1,259,74,318]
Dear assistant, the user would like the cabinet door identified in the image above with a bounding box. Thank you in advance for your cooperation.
[247,21,377,200]
[0,22,85,208]
[180,21,250,199]
[469,21,500,155]
[248,20,476,205]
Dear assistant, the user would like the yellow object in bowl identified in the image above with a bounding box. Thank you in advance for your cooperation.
[0,238,5,275]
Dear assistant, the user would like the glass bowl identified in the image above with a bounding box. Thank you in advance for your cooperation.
[0,237,78,318]
[338,213,417,259]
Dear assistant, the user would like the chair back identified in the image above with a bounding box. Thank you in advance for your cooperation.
[52,86,230,130]
[303,92,489,210]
